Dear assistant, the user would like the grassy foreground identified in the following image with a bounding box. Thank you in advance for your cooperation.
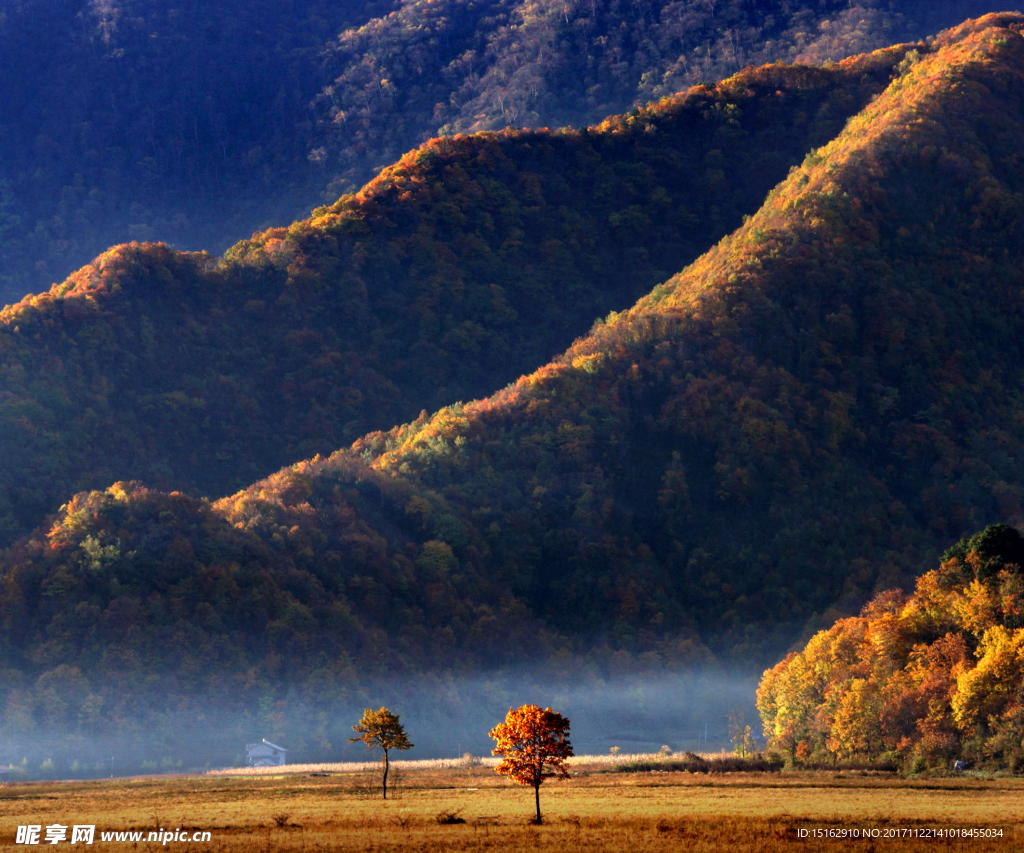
[0,762,1022,851]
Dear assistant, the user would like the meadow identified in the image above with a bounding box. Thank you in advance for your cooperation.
[0,756,1022,851]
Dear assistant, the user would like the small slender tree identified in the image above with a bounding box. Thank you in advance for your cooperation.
[489,704,573,824]
[349,707,413,799]
[729,709,757,757]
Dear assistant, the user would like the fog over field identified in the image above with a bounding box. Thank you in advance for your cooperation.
[0,669,761,777]
[338,669,761,759]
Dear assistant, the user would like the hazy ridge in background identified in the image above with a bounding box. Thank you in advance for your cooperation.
[0,0,1003,301]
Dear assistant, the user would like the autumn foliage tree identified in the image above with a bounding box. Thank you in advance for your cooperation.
[349,707,413,799]
[489,705,573,824]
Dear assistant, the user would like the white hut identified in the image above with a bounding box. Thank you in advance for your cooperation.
[246,739,287,767]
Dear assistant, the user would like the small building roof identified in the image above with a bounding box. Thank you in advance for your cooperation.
[246,739,287,752]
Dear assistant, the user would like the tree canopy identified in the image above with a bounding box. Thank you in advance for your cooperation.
[350,706,413,798]
[490,704,573,823]
[757,524,1024,771]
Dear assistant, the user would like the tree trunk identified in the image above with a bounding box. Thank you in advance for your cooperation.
[534,782,541,824]
[382,750,389,799]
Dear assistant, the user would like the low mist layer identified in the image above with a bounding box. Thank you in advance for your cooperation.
[0,669,758,779]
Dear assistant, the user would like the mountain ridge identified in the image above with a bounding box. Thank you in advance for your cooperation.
[0,0,1000,299]
[316,10,1024,651]
[0,49,910,542]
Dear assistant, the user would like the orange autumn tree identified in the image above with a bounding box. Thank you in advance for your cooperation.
[489,704,573,824]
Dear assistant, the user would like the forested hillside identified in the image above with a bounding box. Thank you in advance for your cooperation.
[0,51,906,543]
[758,525,1024,771]
[342,12,1024,657]
[2,13,1024,762]
[312,0,997,184]
[0,0,998,300]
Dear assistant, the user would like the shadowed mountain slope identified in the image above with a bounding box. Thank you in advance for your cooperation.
[0,0,397,300]
[0,51,908,543]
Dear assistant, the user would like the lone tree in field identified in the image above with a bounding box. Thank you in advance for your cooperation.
[349,707,413,799]
[489,704,573,824]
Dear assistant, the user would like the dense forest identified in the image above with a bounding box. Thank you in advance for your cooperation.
[312,0,998,178]
[0,0,999,300]
[0,0,395,300]
[343,12,1024,657]
[1,14,1024,765]
[758,525,1024,771]
[0,50,909,544]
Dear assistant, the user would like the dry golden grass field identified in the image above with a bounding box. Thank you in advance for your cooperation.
[0,759,1022,851]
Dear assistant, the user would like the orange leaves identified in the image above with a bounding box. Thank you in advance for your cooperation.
[827,678,882,758]
[760,526,1024,768]
[951,626,1024,730]
[490,704,573,821]
[489,704,573,789]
